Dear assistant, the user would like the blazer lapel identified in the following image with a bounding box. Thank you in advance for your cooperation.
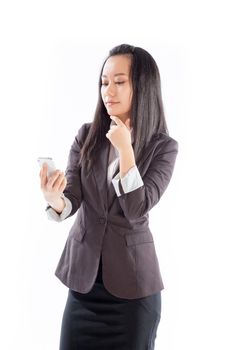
[91,138,111,211]
[107,162,120,210]
[92,138,121,211]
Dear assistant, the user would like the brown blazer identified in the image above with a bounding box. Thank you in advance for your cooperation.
[54,122,178,299]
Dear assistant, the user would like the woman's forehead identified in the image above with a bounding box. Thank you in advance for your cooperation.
[102,55,131,76]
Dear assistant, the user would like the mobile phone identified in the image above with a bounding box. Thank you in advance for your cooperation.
[37,157,56,177]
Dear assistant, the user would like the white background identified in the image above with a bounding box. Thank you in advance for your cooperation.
[0,0,232,349]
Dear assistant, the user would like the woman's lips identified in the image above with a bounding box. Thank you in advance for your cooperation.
[106,102,119,106]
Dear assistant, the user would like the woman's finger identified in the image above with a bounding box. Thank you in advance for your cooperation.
[59,177,67,192]
[53,173,65,191]
[40,165,48,189]
[46,170,61,190]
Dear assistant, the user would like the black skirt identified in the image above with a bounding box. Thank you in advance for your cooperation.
[59,254,162,350]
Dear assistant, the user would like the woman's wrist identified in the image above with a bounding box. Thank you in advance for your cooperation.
[47,194,66,214]
[118,145,136,178]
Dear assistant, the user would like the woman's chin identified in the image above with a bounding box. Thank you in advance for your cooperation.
[106,109,127,122]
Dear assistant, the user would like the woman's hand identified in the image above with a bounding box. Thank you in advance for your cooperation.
[106,116,132,152]
[39,163,67,203]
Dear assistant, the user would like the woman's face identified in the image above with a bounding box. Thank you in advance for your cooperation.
[101,54,133,124]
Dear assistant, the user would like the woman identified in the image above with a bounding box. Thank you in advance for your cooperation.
[40,43,178,350]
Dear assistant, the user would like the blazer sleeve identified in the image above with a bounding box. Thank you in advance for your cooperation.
[115,137,179,220]
[61,123,88,218]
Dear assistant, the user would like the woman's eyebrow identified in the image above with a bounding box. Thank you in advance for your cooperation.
[101,73,128,78]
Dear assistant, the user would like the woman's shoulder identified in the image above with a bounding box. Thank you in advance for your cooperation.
[78,122,92,133]
[75,122,92,141]
[151,132,179,151]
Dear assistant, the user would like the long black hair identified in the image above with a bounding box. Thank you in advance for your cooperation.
[79,43,169,174]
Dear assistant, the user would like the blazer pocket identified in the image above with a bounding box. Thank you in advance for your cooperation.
[125,231,154,246]
[69,220,86,242]
[73,227,86,242]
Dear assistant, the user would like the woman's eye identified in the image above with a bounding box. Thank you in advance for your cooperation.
[101,82,125,86]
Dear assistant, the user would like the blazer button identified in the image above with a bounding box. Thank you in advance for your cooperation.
[99,217,106,224]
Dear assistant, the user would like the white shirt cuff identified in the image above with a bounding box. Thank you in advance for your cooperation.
[45,195,72,222]
[111,165,144,197]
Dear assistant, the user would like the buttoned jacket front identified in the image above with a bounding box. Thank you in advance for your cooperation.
[54,122,178,299]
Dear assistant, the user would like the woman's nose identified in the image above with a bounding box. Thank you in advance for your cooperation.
[105,83,115,96]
